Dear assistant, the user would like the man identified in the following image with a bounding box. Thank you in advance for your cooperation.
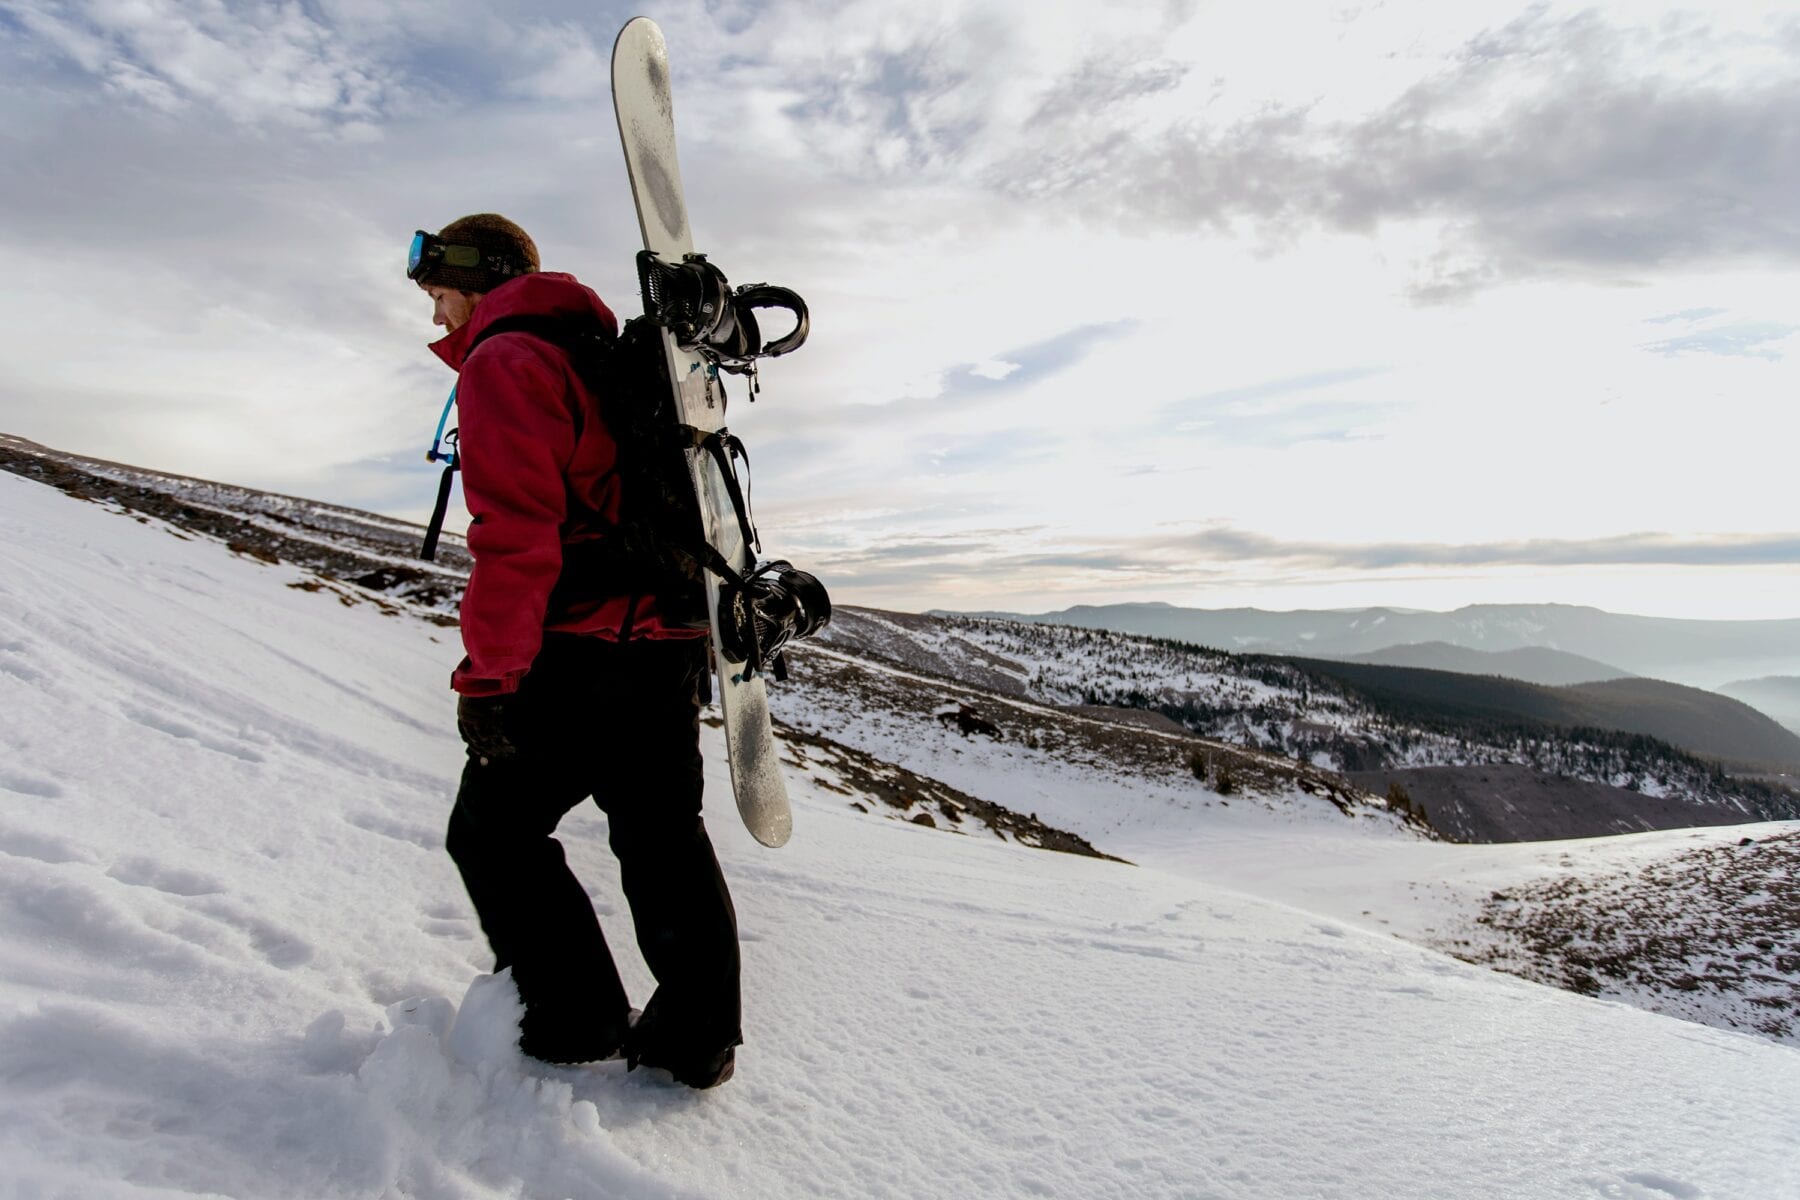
[412,213,740,1087]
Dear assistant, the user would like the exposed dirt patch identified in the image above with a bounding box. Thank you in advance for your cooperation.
[1060,704,1191,735]
[1454,830,1800,1042]
[1346,764,1761,843]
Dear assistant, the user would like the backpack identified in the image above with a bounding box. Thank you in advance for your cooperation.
[424,313,740,632]
[420,261,829,678]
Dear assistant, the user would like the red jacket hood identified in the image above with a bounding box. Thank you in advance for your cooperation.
[425,268,696,695]
[428,272,619,371]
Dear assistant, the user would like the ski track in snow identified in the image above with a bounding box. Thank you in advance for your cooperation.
[2,471,1799,1199]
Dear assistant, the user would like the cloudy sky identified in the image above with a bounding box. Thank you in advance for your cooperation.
[3,0,1798,619]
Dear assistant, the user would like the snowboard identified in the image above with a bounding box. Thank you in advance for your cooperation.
[611,16,792,848]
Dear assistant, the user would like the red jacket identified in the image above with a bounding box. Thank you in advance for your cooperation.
[431,272,706,697]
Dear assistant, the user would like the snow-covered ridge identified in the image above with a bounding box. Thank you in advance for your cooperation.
[821,607,1796,832]
[10,436,1781,837]
[771,641,1422,856]
[0,433,467,620]
[0,437,1422,849]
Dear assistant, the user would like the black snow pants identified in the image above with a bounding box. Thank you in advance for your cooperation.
[445,634,740,1064]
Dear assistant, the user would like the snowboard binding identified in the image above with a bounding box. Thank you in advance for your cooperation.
[636,250,829,681]
[717,559,832,680]
[637,251,809,376]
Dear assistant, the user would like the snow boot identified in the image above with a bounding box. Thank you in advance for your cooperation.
[519,1006,638,1066]
[623,1006,739,1088]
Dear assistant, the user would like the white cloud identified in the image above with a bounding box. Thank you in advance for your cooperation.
[968,359,1021,381]
[1,0,1797,617]
[11,0,393,128]
[507,21,611,102]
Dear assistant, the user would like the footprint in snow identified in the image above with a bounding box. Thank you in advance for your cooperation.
[344,811,440,850]
[1584,1171,1704,1199]
[0,769,64,799]
[121,705,266,764]
[187,897,316,970]
[107,857,227,897]
[0,827,90,865]
[1384,985,1437,999]
[0,642,45,683]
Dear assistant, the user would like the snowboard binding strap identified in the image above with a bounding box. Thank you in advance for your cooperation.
[683,424,760,557]
[638,251,809,377]
[717,560,832,681]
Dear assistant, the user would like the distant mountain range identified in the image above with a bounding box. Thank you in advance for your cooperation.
[1288,659,1800,774]
[1337,642,1633,686]
[955,602,1800,689]
[1717,677,1800,736]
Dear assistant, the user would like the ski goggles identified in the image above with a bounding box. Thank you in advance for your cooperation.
[406,230,527,283]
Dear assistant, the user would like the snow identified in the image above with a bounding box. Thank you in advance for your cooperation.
[868,614,1771,817]
[3,469,1800,1200]
[772,645,1404,856]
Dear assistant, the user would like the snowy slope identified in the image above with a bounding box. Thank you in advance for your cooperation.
[4,470,1800,1200]
[816,607,1796,829]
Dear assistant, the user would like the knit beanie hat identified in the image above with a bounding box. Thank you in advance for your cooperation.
[418,213,540,293]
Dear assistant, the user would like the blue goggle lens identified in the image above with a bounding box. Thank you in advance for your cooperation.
[408,231,428,278]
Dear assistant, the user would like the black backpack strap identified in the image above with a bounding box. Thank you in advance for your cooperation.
[420,439,459,562]
[684,425,759,556]
[468,313,615,415]
[468,313,616,356]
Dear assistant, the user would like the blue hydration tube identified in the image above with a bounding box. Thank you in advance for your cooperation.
[420,384,459,561]
[427,383,459,466]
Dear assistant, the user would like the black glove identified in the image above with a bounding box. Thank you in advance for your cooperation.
[457,693,524,763]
